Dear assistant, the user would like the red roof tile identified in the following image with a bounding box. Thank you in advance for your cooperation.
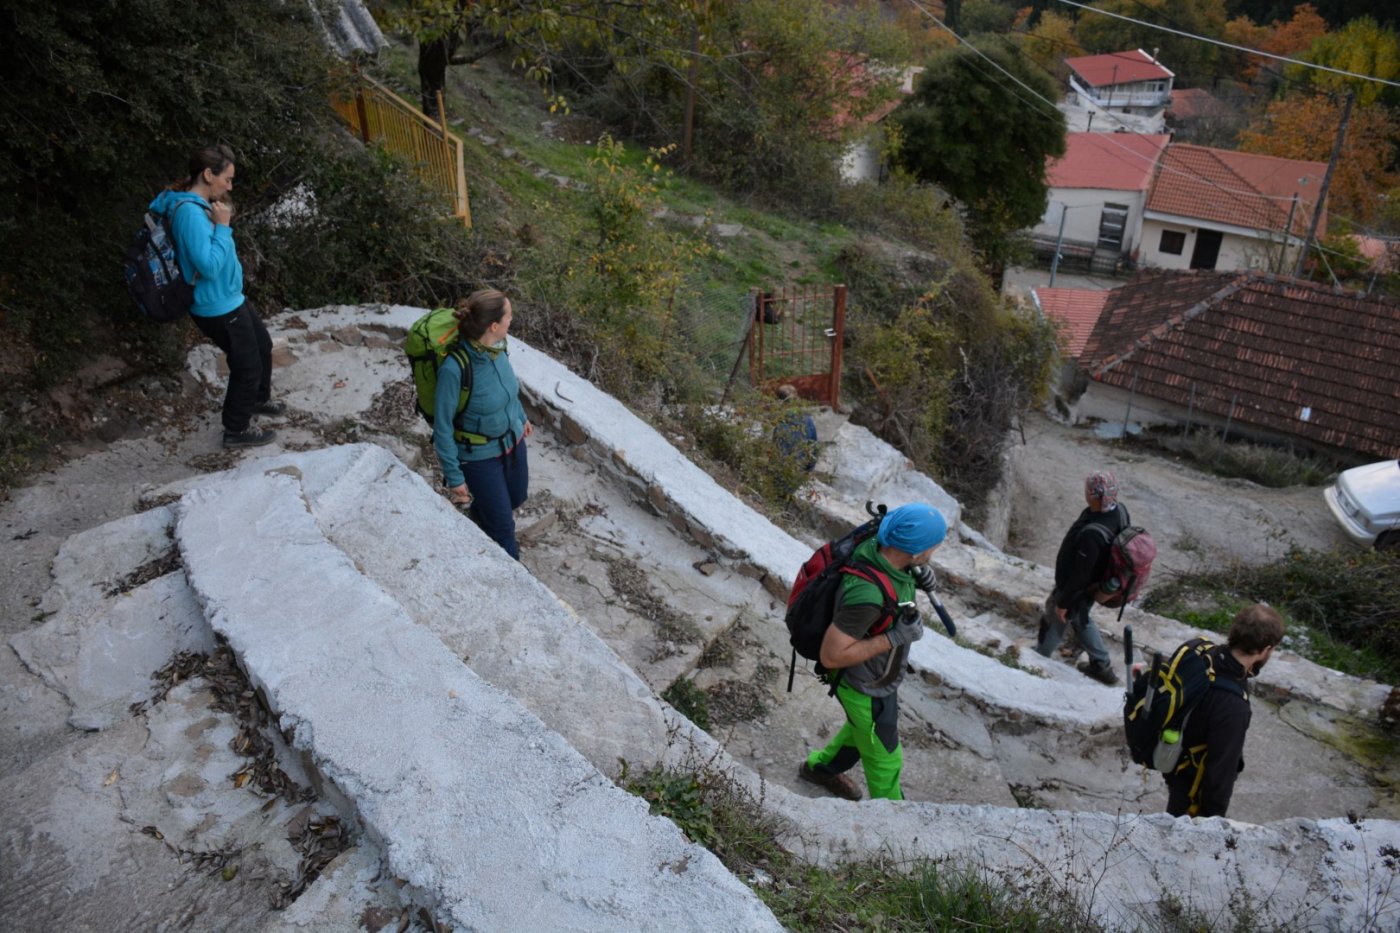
[1081,269,1400,458]
[1046,133,1170,190]
[1146,144,1327,236]
[1066,50,1173,87]
[1034,287,1111,358]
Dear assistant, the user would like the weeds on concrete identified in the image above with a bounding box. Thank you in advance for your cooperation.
[621,752,1099,931]
[662,678,711,731]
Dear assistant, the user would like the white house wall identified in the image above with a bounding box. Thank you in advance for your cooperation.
[1034,188,1147,254]
[1140,218,1297,273]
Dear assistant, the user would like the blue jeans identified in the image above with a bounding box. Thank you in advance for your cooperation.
[461,440,529,559]
[1034,590,1112,670]
[192,302,272,433]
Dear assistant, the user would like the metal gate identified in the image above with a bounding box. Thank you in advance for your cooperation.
[748,284,847,408]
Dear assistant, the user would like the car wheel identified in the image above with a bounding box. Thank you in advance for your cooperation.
[1377,531,1400,554]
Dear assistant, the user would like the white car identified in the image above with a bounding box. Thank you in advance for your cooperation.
[1324,459,1400,552]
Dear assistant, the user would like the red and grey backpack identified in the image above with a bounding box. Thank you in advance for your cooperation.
[1088,523,1157,618]
[784,507,898,693]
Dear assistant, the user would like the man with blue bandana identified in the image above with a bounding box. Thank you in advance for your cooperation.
[799,503,948,801]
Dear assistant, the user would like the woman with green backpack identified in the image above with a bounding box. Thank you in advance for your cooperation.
[432,289,532,559]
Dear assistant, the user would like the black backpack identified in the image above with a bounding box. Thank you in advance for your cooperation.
[784,508,898,693]
[122,200,205,322]
[1123,637,1246,773]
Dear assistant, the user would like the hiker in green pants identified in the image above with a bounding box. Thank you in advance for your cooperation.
[800,503,948,801]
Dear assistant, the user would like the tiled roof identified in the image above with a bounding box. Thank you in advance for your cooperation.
[1066,49,1173,87]
[1046,133,1170,190]
[1034,287,1112,358]
[1080,269,1400,458]
[1146,144,1327,236]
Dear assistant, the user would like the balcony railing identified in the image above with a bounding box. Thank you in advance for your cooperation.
[333,76,472,227]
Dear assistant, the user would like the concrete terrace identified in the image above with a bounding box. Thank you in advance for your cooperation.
[5,304,1400,931]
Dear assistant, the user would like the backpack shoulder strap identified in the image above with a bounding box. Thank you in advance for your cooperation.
[839,562,899,634]
[447,345,474,429]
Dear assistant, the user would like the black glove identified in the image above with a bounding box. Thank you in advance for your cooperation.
[886,609,924,648]
[911,563,937,594]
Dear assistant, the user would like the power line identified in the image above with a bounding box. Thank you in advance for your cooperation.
[907,0,1316,211]
[1055,0,1400,90]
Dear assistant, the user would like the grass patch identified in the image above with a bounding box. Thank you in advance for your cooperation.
[1144,546,1400,683]
[1138,427,1340,488]
[621,758,1097,931]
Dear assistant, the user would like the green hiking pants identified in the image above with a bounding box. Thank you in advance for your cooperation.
[807,680,903,800]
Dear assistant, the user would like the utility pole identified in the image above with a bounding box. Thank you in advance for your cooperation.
[1050,203,1068,287]
[1293,90,1354,280]
[1275,193,1299,274]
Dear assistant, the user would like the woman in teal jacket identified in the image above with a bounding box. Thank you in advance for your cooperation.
[149,143,281,448]
[433,289,533,558]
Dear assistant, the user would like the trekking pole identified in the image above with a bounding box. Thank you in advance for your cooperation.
[1123,624,1134,698]
[910,565,956,638]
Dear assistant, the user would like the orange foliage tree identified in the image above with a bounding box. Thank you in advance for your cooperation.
[1238,92,1400,226]
[1224,3,1329,84]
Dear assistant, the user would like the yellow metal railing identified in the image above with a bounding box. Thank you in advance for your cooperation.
[334,76,472,228]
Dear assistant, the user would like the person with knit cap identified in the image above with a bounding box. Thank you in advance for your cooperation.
[1035,471,1130,685]
[799,503,949,801]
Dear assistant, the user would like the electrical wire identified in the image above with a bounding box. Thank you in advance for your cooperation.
[1055,0,1400,90]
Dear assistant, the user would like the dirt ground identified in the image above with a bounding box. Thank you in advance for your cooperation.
[1004,411,1351,584]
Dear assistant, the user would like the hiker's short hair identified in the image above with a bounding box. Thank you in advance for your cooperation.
[185,143,237,188]
[1228,604,1284,654]
[453,289,510,341]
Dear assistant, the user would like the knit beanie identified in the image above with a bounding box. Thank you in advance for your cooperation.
[877,503,948,555]
[1085,471,1119,509]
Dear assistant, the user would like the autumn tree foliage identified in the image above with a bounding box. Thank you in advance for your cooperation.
[1223,3,1329,84]
[1018,10,1084,82]
[1237,92,1400,226]
[1285,16,1400,106]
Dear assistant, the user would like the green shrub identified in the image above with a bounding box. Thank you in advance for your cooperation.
[1144,546,1400,683]
[691,400,814,508]
[1144,428,1338,488]
[661,677,711,731]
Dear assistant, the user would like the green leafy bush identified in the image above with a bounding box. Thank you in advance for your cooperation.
[691,400,814,508]
[661,677,711,731]
[1144,546,1400,682]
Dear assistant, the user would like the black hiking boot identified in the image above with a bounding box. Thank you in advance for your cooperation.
[252,399,287,417]
[799,761,862,801]
[1078,660,1120,686]
[223,426,278,449]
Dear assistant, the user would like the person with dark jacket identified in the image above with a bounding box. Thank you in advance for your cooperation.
[1035,471,1129,685]
[1165,604,1283,818]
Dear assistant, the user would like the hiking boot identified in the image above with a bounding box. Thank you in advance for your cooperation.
[1078,660,1120,686]
[223,427,278,449]
[252,399,287,416]
[798,761,862,801]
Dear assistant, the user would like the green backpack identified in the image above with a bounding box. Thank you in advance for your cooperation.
[404,307,485,444]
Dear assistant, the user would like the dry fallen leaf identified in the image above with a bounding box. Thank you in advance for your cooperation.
[103,767,120,786]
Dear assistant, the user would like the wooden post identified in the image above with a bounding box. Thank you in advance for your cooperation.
[1292,90,1353,280]
[829,285,847,410]
[1215,393,1238,467]
[354,88,371,144]
[436,90,449,140]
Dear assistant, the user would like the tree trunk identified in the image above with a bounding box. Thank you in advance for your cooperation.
[418,37,450,118]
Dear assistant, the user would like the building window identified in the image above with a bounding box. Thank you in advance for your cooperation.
[1097,203,1129,252]
[1160,230,1186,255]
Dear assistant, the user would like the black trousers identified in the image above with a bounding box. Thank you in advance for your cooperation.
[193,302,272,433]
